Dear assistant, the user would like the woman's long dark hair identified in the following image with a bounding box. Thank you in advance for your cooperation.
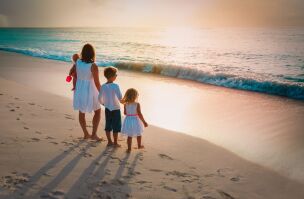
[80,43,95,63]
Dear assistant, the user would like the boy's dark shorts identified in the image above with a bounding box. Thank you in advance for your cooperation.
[105,108,121,133]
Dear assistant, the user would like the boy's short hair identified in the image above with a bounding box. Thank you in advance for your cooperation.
[104,66,118,79]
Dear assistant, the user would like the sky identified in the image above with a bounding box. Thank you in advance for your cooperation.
[0,0,304,28]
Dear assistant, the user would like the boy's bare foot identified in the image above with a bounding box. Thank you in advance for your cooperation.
[83,134,91,139]
[113,143,121,148]
[138,145,145,149]
[91,135,103,142]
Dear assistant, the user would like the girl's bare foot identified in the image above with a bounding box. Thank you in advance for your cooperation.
[84,134,91,139]
[91,135,103,141]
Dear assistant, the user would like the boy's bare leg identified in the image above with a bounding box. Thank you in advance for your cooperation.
[113,133,121,147]
[127,137,132,152]
[91,109,102,141]
[137,136,144,149]
[106,131,113,146]
[79,111,90,139]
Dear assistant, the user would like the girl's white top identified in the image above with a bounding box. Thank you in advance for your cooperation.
[73,60,100,113]
[121,103,144,137]
[99,83,122,111]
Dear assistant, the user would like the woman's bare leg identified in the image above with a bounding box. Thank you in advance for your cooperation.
[91,109,102,141]
[79,111,90,139]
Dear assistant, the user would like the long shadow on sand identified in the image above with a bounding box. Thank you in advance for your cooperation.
[5,139,87,199]
[34,142,94,198]
[66,149,142,199]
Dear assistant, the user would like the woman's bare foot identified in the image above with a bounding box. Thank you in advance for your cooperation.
[134,145,145,149]
[83,134,91,139]
[107,142,114,147]
[91,135,103,141]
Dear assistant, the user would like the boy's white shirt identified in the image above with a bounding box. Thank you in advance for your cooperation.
[99,83,122,111]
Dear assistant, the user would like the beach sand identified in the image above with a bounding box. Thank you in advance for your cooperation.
[0,51,304,199]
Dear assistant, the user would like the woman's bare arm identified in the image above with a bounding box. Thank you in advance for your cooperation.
[69,64,76,76]
[91,63,101,91]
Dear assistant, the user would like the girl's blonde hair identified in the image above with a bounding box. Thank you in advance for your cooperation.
[122,88,138,104]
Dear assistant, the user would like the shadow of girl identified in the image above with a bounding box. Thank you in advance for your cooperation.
[92,152,142,198]
[65,146,116,199]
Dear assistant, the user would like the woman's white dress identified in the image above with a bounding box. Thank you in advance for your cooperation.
[122,103,144,137]
[73,59,100,113]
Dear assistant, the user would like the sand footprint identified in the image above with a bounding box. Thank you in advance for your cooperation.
[0,172,30,191]
[49,141,59,145]
[217,190,235,199]
[30,138,40,142]
[149,169,163,172]
[158,153,174,160]
[163,185,177,192]
[64,114,75,120]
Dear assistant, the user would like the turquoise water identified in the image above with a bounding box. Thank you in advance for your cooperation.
[0,27,304,99]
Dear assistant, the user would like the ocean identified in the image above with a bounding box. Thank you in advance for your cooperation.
[0,27,303,100]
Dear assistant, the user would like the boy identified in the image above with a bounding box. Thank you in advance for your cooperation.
[99,66,122,147]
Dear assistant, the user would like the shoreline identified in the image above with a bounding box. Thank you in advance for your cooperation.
[1,76,304,198]
[0,48,303,100]
[0,51,304,187]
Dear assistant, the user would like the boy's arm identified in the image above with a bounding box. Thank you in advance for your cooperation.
[137,103,148,127]
[115,85,123,103]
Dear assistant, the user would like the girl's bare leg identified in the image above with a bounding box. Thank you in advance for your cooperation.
[137,136,144,149]
[91,109,102,141]
[79,111,90,139]
[127,137,132,152]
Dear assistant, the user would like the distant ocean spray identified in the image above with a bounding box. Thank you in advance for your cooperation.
[0,27,303,100]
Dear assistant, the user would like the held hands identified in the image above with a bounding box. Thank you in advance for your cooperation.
[143,121,148,127]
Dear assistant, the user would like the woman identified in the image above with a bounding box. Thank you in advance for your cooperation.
[73,43,102,141]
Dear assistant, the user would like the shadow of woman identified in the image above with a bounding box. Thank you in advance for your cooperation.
[5,139,86,199]
[34,141,94,198]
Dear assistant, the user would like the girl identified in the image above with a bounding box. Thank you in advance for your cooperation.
[121,88,148,152]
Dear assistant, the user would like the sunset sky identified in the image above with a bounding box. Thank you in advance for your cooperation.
[0,0,304,27]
